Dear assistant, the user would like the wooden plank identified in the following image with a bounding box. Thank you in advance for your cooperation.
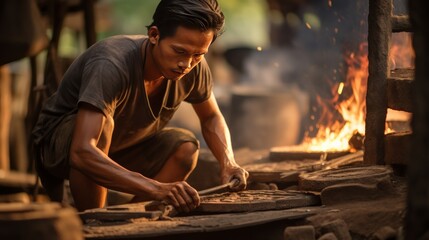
[0,66,11,171]
[391,15,412,32]
[269,146,350,161]
[244,152,363,183]
[79,210,162,222]
[299,165,393,192]
[84,207,320,239]
[0,170,38,189]
[364,0,392,165]
[387,68,414,112]
[244,159,319,183]
[196,190,320,213]
[384,131,411,165]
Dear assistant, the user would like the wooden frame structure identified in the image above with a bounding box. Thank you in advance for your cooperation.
[364,0,413,165]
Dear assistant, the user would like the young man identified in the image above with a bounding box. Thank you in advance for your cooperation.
[32,0,248,211]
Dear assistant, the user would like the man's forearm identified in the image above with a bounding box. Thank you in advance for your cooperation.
[70,145,159,197]
[200,114,238,169]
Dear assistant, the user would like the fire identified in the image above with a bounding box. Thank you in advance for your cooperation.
[389,33,415,70]
[297,33,414,152]
[299,43,368,152]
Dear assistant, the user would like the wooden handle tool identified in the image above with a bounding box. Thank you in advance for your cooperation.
[198,178,239,196]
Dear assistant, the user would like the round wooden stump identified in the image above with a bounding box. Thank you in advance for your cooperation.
[0,202,83,240]
[298,165,393,192]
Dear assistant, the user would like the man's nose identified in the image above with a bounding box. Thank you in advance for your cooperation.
[178,58,192,69]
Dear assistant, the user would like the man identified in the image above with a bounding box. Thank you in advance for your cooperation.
[33,0,248,212]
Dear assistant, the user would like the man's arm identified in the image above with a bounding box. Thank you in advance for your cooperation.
[192,93,249,190]
[69,103,199,210]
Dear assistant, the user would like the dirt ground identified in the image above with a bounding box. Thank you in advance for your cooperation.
[304,175,407,239]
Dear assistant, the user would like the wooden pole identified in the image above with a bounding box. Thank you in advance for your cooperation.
[0,65,11,171]
[405,0,429,238]
[364,0,392,165]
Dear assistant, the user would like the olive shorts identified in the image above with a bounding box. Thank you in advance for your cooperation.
[39,114,200,180]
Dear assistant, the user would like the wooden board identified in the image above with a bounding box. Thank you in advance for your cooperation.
[196,190,320,213]
[299,165,393,192]
[244,159,319,183]
[0,170,38,189]
[269,146,350,161]
[84,207,320,239]
[244,151,364,183]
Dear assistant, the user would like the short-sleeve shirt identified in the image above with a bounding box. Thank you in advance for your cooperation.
[32,35,213,154]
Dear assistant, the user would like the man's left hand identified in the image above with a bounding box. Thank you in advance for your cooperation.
[221,164,249,191]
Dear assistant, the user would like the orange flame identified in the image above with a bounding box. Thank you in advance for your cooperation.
[299,43,368,152]
[389,33,415,70]
[297,33,414,152]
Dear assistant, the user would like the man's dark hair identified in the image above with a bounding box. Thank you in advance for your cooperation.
[147,0,225,42]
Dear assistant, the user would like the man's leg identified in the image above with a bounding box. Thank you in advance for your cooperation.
[130,141,198,203]
[153,141,199,182]
[69,169,107,211]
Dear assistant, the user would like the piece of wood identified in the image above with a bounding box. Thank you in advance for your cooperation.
[244,159,319,183]
[84,207,320,239]
[0,66,11,171]
[270,146,350,161]
[299,165,393,192]
[322,150,364,169]
[365,0,392,165]
[391,15,412,32]
[79,209,162,222]
[384,131,411,165]
[245,152,363,184]
[0,203,83,240]
[0,170,38,189]
[195,190,320,213]
[387,68,414,112]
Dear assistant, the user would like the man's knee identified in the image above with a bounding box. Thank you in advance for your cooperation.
[173,141,199,173]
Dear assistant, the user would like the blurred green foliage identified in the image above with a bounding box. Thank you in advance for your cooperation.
[101,0,268,49]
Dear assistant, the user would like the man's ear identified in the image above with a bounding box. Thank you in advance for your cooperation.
[148,26,160,45]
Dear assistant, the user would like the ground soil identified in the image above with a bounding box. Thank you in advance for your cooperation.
[304,176,407,239]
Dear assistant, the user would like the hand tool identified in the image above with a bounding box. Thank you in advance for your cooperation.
[198,178,239,196]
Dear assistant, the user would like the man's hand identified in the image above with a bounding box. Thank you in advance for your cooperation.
[221,164,249,191]
[151,181,200,212]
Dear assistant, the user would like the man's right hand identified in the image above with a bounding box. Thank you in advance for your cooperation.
[152,181,200,212]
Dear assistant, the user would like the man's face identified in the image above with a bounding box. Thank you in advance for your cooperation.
[149,26,214,81]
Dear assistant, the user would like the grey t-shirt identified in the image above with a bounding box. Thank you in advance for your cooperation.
[33,35,213,153]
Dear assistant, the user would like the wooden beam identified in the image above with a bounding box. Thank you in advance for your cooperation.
[392,15,412,32]
[364,0,392,165]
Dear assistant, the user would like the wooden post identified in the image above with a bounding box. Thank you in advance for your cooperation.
[364,0,392,165]
[83,0,97,48]
[0,65,11,171]
[405,0,429,238]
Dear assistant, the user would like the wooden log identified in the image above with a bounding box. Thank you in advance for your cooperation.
[364,0,392,165]
[391,15,412,32]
